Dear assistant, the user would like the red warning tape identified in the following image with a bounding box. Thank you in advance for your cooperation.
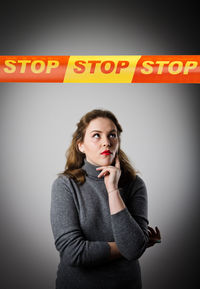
[0,55,199,83]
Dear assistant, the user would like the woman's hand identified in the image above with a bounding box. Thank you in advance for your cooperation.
[146,226,161,248]
[96,154,121,192]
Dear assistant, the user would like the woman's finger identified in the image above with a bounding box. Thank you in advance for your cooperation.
[115,154,120,169]
[96,166,112,171]
[148,226,155,234]
[97,168,111,178]
[148,232,153,238]
[96,166,105,171]
[155,226,161,239]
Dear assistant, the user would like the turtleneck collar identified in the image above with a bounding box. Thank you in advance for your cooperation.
[82,158,104,181]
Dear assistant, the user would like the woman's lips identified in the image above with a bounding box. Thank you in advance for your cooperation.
[101,150,112,155]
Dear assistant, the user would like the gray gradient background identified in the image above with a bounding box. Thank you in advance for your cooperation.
[0,1,199,289]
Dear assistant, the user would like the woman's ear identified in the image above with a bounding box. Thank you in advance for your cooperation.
[77,142,85,153]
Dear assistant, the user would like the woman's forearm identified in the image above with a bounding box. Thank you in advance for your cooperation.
[107,186,148,260]
[108,189,126,215]
[108,190,125,260]
[107,190,125,260]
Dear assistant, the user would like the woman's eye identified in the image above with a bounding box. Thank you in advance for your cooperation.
[93,133,100,138]
[92,133,117,139]
[109,133,117,138]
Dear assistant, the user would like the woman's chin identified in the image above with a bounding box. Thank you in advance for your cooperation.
[99,156,114,166]
[87,155,114,166]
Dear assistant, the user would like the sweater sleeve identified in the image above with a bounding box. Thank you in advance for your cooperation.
[50,176,111,267]
[110,176,149,261]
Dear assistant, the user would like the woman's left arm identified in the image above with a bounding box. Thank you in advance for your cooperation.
[96,156,149,261]
[110,178,149,260]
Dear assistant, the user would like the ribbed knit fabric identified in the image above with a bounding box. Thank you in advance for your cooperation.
[50,159,149,289]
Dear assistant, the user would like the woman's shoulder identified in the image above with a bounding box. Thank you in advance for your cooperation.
[52,173,70,185]
[123,174,146,188]
[124,174,147,196]
[135,174,146,187]
[51,174,76,195]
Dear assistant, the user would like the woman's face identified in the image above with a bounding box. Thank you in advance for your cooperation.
[78,117,119,166]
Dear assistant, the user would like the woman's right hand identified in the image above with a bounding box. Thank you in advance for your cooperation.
[146,226,161,248]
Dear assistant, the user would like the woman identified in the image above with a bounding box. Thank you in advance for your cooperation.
[50,109,161,289]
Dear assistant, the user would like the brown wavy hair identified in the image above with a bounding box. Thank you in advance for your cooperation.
[59,109,137,187]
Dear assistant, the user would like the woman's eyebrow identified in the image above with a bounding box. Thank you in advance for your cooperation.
[90,129,117,134]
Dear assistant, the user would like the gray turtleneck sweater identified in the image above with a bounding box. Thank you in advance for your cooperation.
[50,159,149,289]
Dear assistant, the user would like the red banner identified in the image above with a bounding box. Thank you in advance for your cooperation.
[0,55,199,83]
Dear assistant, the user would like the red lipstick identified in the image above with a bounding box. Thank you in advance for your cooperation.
[101,150,112,155]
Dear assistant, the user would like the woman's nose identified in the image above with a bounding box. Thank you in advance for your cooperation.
[102,136,111,147]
